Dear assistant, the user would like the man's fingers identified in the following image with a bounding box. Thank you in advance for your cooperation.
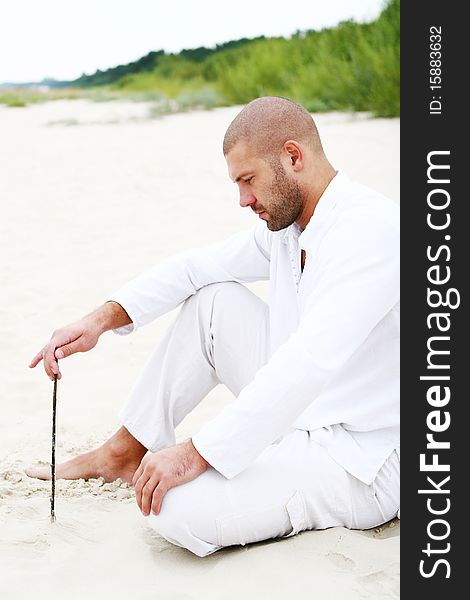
[30,324,90,381]
[43,345,60,379]
[29,350,44,368]
[134,472,151,511]
[132,463,144,488]
[151,482,169,516]
[43,337,84,380]
[141,477,159,516]
[54,339,83,360]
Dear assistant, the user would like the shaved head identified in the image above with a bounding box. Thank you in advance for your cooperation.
[223,96,323,160]
[224,96,336,232]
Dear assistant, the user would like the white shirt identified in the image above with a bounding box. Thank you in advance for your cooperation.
[109,172,400,484]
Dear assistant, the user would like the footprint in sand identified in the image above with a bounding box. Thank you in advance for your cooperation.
[355,564,400,598]
[326,551,356,571]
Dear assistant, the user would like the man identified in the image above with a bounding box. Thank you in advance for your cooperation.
[27,96,400,557]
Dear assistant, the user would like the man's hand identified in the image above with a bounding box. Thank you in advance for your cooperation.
[29,301,131,381]
[132,439,209,517]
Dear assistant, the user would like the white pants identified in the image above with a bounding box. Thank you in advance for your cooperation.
[119,282,400,557]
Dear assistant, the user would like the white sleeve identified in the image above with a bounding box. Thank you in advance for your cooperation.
[108,222,272,334]
[192,213,400,478]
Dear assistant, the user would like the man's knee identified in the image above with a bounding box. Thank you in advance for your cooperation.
[145,484,221,557]
[182,281,248,332]
[191,281,248,306]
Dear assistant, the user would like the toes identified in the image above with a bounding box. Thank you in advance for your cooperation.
[24,465,52,480]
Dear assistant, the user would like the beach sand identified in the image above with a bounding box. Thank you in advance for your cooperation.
[0,101,399,600]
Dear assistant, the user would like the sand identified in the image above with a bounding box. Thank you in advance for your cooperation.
[0,100,399,600]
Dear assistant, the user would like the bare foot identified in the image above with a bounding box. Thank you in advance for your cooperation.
[25,426,147,484]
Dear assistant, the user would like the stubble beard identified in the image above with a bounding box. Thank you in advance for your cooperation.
[263,164,307,232]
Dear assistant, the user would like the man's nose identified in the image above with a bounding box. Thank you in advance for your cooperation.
[239,188,256,208]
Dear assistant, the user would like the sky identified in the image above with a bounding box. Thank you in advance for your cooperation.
[0,0,386,84]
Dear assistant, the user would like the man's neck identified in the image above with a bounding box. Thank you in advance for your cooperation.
[295,165,337,230]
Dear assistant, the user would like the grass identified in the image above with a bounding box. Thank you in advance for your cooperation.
[1,0,399,117]
[0,87,123,107]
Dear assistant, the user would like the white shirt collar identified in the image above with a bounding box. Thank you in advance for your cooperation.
[280,170,350,247]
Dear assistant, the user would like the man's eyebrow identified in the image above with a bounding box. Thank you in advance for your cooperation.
[233,173,253,183]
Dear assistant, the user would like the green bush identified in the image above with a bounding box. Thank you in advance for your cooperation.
[203,0,399,116]
[1,0,399,116]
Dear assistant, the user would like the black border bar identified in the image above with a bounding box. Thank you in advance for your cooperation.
[401,1,465,595]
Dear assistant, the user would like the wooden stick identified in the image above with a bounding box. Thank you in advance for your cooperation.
[50,374,57,523]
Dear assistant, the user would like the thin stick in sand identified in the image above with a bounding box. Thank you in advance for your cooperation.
[50,374,57,523]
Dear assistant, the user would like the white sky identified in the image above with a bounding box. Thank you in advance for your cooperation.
[0,0,386,83]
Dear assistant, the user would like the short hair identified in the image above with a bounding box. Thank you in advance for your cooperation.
[223,96,323,159]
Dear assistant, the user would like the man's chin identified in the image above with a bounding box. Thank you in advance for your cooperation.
[266,219,294,232]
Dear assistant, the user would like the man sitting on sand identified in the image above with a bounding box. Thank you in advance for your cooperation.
[27,96,400,557]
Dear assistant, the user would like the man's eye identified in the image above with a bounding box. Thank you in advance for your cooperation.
[245,177,254,184]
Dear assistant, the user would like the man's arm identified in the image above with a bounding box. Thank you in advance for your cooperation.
[108,222,272,335]
[30,222,272,379]
[130,208,399,516]
[29,301,131,380]
[191,213,400,479]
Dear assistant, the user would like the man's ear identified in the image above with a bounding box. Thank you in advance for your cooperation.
[283,140,304,171]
